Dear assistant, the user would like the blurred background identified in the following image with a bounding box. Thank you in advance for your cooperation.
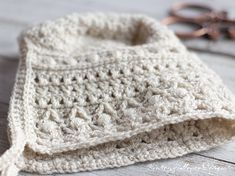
[0,0,235,175]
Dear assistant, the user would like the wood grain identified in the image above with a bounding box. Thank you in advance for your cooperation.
[0,0,234,175]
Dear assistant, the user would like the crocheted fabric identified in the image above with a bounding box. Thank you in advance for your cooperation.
[0,13,235,175]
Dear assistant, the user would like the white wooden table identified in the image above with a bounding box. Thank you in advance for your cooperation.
[0,0,235,175]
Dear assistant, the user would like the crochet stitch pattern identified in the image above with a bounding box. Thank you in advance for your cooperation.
[0,13,235,175]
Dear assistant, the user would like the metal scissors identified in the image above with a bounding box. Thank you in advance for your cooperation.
[161,2,235,40]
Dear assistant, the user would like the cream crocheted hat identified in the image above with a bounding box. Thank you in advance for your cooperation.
[0,13,235,175]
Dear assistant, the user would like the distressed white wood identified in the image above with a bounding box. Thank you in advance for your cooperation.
[0,57,18,103]
[0,0,235,175]
[21,154,235,176]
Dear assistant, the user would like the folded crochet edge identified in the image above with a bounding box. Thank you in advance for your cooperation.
[21,118,235,174]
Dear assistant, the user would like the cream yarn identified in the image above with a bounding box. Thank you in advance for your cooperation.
[0,13,235,175]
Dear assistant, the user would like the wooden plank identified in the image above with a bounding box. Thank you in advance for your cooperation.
[197,141,235,164]
[0,57,18,103]
[20,154,235,176]
[0,103,9,155]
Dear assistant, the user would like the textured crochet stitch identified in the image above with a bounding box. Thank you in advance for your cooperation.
[0,13,235,175]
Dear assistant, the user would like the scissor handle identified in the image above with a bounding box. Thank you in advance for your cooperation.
[161,16,221,40]
[224,20,235,39]
[228,27,235,39]
[170,2,226,22]
[161,16,207,39]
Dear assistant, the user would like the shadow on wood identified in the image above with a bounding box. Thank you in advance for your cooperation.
[0,55,18,155]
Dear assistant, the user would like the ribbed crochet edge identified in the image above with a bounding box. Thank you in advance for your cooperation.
[21,120,235,174]
[0,58,27,175]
